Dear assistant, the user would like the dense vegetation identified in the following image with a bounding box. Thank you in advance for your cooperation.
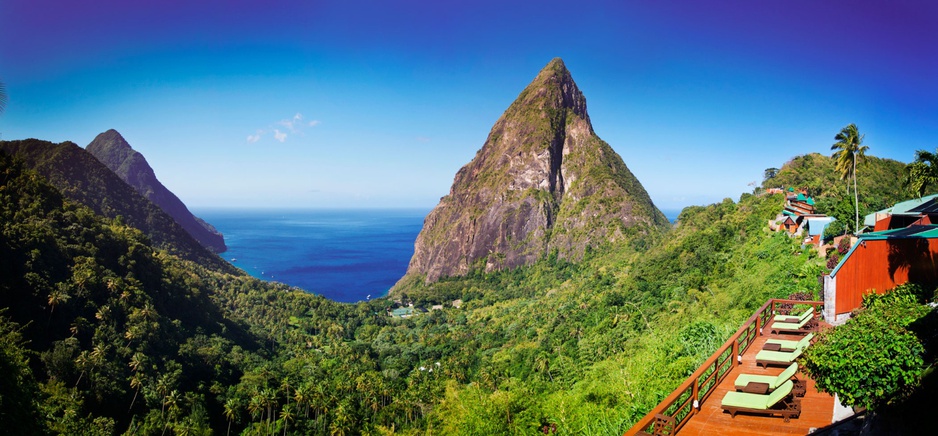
[0,139,235,272]
[0,144,929,435]
[802,283,937,411]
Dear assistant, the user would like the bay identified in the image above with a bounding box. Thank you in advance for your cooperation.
[195,208,428,303]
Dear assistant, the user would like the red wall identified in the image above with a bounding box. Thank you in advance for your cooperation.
[835,238,938,314]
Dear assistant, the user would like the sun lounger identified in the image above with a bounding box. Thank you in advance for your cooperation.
[773,307,814,324]
[763,333,815,352]
[734,362,797,391]
[769,315,816,335]
[734,362,806,396]
[755,347,804,369]
[722,380,801,422]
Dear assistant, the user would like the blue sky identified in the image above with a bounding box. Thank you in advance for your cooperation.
[1,0,936,211]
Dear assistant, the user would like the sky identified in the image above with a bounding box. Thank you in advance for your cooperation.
[1,0,937,212]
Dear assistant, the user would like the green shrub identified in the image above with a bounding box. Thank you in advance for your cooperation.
[801,284,933,411]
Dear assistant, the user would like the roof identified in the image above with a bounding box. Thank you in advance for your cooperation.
[830,224,938,276]
[908,197,938,214]
[855,224,938,241]
[805,216,836,236]
[863,194,938,226]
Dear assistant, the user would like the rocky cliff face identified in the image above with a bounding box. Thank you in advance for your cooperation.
[404,58,668,283]
[86,130,227,253]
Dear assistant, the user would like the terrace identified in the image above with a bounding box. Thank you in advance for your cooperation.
[625,299,841,436]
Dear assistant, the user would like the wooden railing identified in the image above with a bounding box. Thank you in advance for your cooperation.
[623,299,824,436]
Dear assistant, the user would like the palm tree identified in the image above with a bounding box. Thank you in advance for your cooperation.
[831,123,869,233]
[278,405,295,436]
[223,398,239,436]
[905,149,938,197]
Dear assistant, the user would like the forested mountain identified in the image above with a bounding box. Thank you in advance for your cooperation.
[402,58,668,284]
[0,139,235,273]
[86,129,227,253]
[0,150,262,433]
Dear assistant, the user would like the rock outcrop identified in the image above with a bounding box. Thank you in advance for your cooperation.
[86,129,227,253]
[404,58,668,283]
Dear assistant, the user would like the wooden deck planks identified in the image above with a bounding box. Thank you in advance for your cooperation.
[678,326,836,436]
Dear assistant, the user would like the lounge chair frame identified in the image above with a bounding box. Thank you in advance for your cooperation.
[723,396,801,422]
[722,380,802,422]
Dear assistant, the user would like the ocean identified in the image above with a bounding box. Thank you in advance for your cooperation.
[198,207,683,303]
[196,208,429,303]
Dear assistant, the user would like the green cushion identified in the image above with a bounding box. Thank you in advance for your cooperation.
[776,362,798,384]
[734,363,798,390]
[764,332,814,350]
[772,307,813,323]
[722,390,769,409]
[722,380,794,410]
[734,373,776,389]
[771,317,809,330]
[766,380,794,406]
[755,347,803,363]
[796,332,815,348]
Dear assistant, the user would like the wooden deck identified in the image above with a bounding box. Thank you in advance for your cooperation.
[678,327,836,436]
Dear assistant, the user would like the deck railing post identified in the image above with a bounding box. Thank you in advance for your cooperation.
[755,311,761,337]
[692,377,699,414]
[732,336,739,366]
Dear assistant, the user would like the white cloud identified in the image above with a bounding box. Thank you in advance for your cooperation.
[273,129,287,142]
[249,113,317,144]
[246,129,264,143]
[278,113,305,132]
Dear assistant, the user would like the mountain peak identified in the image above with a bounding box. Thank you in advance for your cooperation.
[508,58,588,122]
[398,60,667,284]
[86,130,228,253]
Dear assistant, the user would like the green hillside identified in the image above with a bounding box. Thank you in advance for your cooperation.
[0,145,923,435]
[763,152,907,234]
[0,139,236,273]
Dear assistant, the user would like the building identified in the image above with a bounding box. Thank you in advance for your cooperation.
[823,225,938,323]
[864,193,938,231]
[785,190,817,216]
[780,214,801,233]
[803,216,837,246]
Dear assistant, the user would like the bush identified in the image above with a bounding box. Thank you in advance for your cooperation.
[801,284,933,411]
[837,237,851,255]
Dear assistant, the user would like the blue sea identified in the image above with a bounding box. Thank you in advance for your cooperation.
[197,207,682,303]
[196,209,429,303]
